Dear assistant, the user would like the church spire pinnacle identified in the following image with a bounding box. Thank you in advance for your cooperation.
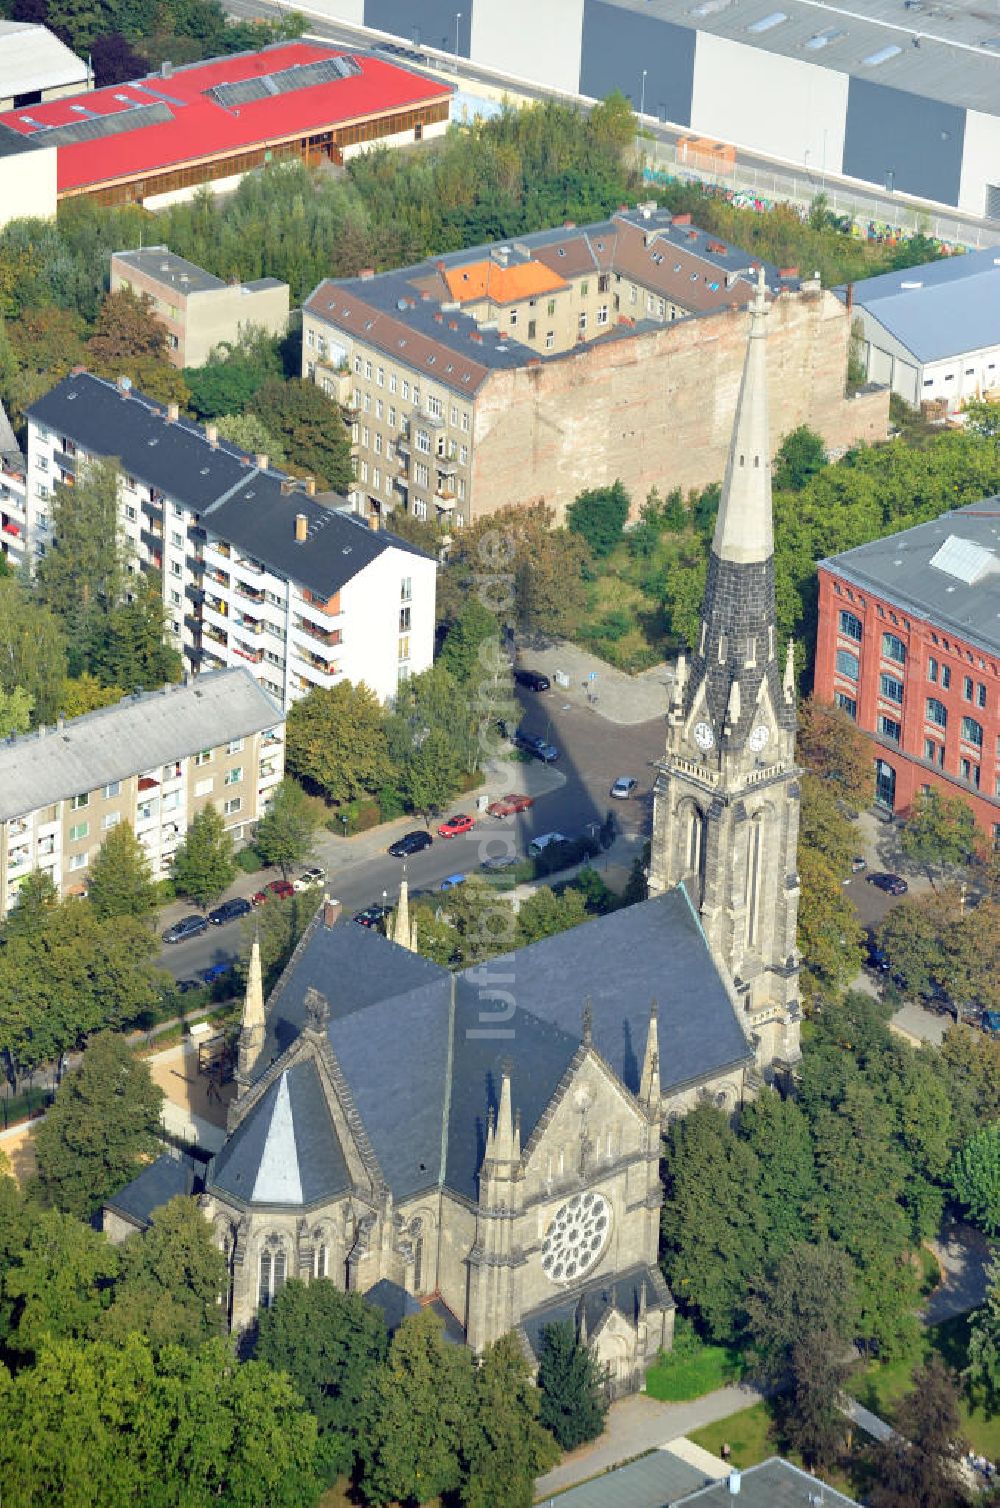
[492,1062,517,1164]
[711,265,773,569]
[392,877,412,950]
[639,1000,660,1115]
[237,931,265,1083]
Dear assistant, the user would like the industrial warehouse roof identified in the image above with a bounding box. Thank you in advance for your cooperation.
[0,669,281,823]
[28,371,430,600]
[0,41,451,194]
[604,0,1000,114]
[306,204,787,394]
[821,498,1000,657]
[835,248,1000,364]
[0,21,90,100]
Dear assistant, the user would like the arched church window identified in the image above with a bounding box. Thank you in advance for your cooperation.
[312,1244,328,1280]
[746,814,763,948]
[413,1237,424,1294]
[258,1242,287,1308]
[687,808,703,873]
[258,1250,271,1309]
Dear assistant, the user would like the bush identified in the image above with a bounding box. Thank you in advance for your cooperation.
[326,799,382,837]
[235,845,266,874]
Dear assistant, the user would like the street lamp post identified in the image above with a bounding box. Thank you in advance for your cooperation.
[639,68,647,121]
[454,11,462,59]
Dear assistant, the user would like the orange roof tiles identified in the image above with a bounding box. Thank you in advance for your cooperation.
[443,259,567,306]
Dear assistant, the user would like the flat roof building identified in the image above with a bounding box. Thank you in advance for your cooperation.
[838,247,1000,411]
[0,40,451,225]
[303,203,887,526]
[816,498,1000,835]
[111,247,290,368]
[0,668,285,915]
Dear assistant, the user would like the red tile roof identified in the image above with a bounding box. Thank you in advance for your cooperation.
[0,42,451,194]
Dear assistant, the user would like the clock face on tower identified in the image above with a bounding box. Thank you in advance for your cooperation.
[693,720,715,752]
[748,724,770,753]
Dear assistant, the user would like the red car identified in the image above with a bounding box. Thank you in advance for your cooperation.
[437,813,475,839]
[252,879,295,905]
[486,793,535,818]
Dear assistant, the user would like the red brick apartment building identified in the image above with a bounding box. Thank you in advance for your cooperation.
[815,500,1000,840]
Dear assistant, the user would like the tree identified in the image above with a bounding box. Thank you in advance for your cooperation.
[239,889,318,993]
[87,820,159,921]
[439,595,501,685]
[2,1206,118,1360]
[661,1105,766,1343]
[536,1319,608,1451]
[256,1278,388,1482]
[214,411,287,465]
[437,874,517,967]
[0,578,67,723]
[566,480,630,558]
[516,527,591,637]
[950,1124,1000,1236]
[516,885,589,947]
[462,1331,559,1508]
[36,456,126,651]
[5,305,87,422]
[91,31,148,87]
[87,571,183,692]
[59,673,124,718]
[797,697,873,811]
[797,845,864,1004]
[171,803,236,908]
[0,683,32,737]
[967,1253,1000,1408]
[33,1032,164,1220]
[252,780,319,879]
[900,788,976,885]
[286,680,394,805]
[747,1242,857,1469]
[773,425,827,491]
[85,287,190,408]
[249,377,352,493]
[869,1356,970,1508]
[358,1308,476,1506]
[739,1090,817,1262]
[99,1195,228,1350]
[963,398,1000,439]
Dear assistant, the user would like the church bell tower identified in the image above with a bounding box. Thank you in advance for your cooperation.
[649,268,801,1072]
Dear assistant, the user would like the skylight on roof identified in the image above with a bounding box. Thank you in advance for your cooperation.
[929,534,998,586]
[748,11,787,33]
[689,0,734,14]
[862,43,903,65]
[805,26,846,49]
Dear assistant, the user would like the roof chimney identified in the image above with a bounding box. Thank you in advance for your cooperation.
[280,478,294,496]
[166,402,179,423]
[673,212,691,227]
[778,266,798,278]
[161,59,172,77]
[563,221,576,230]
[206,423,218,447]
[254,453,268,471]
[323,895,341,927]
[304,476,316,497]
[358,268,375,280]
[295,513,308,543]
[420,290,431,301]
[116,375,132,395]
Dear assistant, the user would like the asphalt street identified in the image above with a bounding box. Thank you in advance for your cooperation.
[157,688,666,982]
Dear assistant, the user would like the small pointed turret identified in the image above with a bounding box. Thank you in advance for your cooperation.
[409,914,419,954]
[783,638,796,705]
[492,1063,517,1164]
[392,878,411,949]
[668,652,687,725]
[639,1000,660,1114]
[582,998,594,1048]
[712,265,772,568]
[577,1297,588,1346]
[237,932,265,1082]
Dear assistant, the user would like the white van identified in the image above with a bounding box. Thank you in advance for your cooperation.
[529,832,569,857]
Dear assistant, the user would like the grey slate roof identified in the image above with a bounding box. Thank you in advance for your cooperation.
[520,1263,673,1361]
[363,1278,422,1335]
[0,668,281,823]
[835,247,1000,364]
[213,887,751,1208]
[103,1149,205,1230]
[821,497,1000,657]
[674,1457,859,1506]
[211,1058,350,1207]
[549,1446,710,1508]
[28,371,430,599]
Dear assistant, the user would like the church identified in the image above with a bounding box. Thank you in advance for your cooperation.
[115,272,803,1393]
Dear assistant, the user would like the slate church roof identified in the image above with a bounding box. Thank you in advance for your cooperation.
[206,886,752,1211]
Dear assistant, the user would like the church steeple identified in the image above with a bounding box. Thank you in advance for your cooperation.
[712,266,773,568]
[237,932,266,1086]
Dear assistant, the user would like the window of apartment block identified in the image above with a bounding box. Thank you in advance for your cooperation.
[412,385,420,406]
[597,306,609,326]
[400,606,411,632]
[388,406,396,427]
[578,313,587,332]
[136,800,155,822]
[373,468,381,489]
[413,500,427,520]
[125,505,137,522]
[195,777,213,797]
[224,767,243,786]
[364,360,372,379]
[70,792,89,810]
[224,796,242,817]
[360,461,369,483]
[941,664,952,689]
[963,675,974,700]
[376,366,384,387]
[581,281,589,297]
[195,746,213,766]
[102,812,121,830]
[459,445,468,465]
[416,430,430,454]
[509,310,518,327]
[978,682,987,708]
[102,781,120,799]
[374,434,382,455]
[546,331,555,349]
[68,852,88,871]
[838,610,862,642]
[528,319,537,339]
[427,394,442,419]
[924,739,945,765]
[879,672,903,704]
[961,715,984,747]
[398,636,410,662]
[414,462,429,487]
[926,697,947,728]
[375,399,384,420]
[630,285,637,304]
[927,656,939,682]
[961,758,980,787]
[882,632,906,663]
[390,372,397,394]
[877,714,901,742]
[69,821,89,842]
[401,577,412,602]
[835,649,859,680]
[461,411,469,432]
[598,273,610,293]
[402,380,409,400]
[547,299,556,316]
[457,479,466,500]
[170,561,182,578]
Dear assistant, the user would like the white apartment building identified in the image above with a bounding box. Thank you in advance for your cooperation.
[0,401,26,567]
[0,669,284,918]
[25,372,436,708]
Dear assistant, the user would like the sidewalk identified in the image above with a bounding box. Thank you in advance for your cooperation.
[520,640,674,727]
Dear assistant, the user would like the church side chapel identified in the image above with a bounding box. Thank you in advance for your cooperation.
[115,272,802,1394]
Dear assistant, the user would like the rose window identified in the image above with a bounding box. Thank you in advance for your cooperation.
[541,1192,612,1285]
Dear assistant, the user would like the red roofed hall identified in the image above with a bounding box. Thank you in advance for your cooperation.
[0,41,452,219]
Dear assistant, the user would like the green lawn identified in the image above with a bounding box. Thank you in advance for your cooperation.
[644,1318,745,1402]
[689,1403,774,1467]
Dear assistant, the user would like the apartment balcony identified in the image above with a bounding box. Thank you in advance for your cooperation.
[235,555,264,577]
[422,409,445,429]
[7,817,29,837]
[262,728,284,748]
[396,435,411,458]
[294,617,342,649]
[138,774,160,793]
[2,520,22,539]
[201,649,227,671]
[206,540,231,560]
[235,614,264,636]
[295,650,340,678]
[53,449,76,474]
[203,623,228,650]
[232,641,264,665]
[317,364,355,407]
[235,582,265,606]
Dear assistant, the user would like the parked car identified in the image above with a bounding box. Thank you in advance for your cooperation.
[175,978,202,994]
[487,793,534,818]
[982,1011,1000,1036]
[354,904,391,929]
[514,669,550,692]
[866,872,909,896]
[252,879,295,905]
[515,730,558,763]
[851,856,867,872]
[481,853,519,872]
[162,914,208,944]
[529,832,569,857]
[208,897,252,926]
[437,813,475,839]
[293,867,326,892]
[439,873,466,891]
[200,961,234,985]
[388,829,433,858]
[610,776,638,800]
[862,928,890,973]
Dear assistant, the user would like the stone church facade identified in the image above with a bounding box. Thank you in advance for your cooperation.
[124,272,799,1394]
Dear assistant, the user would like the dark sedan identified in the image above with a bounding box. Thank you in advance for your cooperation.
[208,896,252,926]
[514,668,550,692]
[866,872,909,896]
[162,914,208,944]
[388,830,433,858]
[354,904,391,929]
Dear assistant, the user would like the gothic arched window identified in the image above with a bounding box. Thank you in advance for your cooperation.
[745,813,763,948]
